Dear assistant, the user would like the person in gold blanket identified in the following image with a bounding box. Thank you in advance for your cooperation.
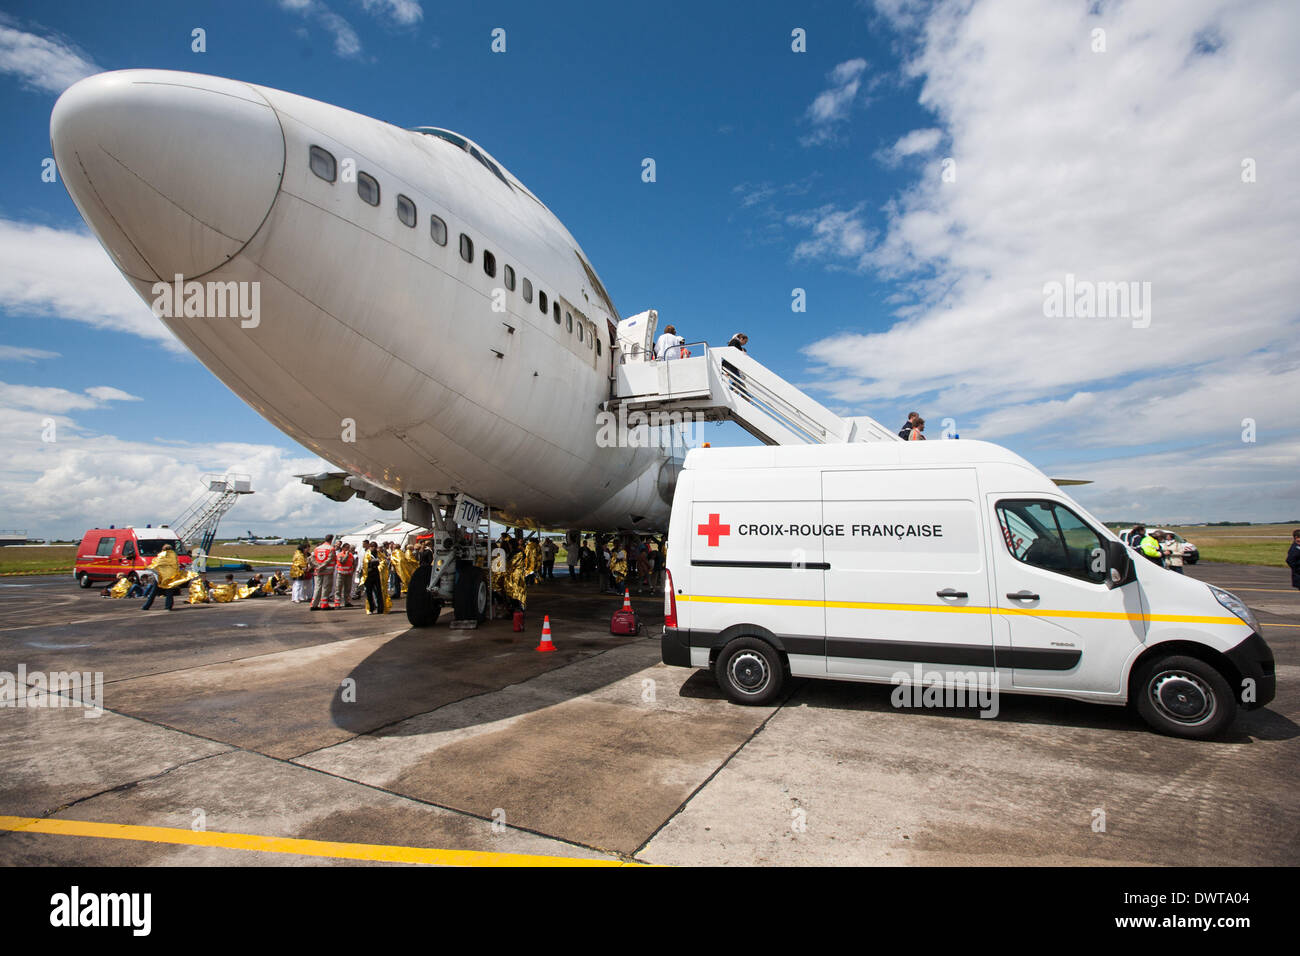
[396,542,418,595]
[290,544,311,603]
[209,573,238,603]
[188,577,211,604]
[362,543,391,614]
[141,543,194,610]
[103,571,136,598]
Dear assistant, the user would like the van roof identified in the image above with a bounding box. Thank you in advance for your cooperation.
[682,439,1034,472]
[85,527,180,539]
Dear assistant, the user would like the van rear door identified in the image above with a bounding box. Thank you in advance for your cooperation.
[686,468,825,671]
[822,468,994,681]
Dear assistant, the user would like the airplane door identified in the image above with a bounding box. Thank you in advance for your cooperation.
[988,496,1145,694]
[822,469,994,681]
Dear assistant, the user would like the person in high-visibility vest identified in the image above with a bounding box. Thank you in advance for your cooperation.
[1139,530,1164,565]
[334,544,357,608]
[309,535,337,610]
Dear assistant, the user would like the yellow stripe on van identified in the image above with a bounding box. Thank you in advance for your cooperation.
[677,594,1245,626]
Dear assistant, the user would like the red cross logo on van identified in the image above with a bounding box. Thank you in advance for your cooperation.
[697,513,730,547]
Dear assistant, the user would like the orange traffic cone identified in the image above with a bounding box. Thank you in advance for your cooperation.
[622,588,633,611]
[536,615,556,653]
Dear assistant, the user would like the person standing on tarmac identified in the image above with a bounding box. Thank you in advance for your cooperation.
[1138,528,1164,565]
[542,537,557,580]
[1287,529,1300,591]
[290,544,310,603]
[309,534,337,610]
[334,543,357,608]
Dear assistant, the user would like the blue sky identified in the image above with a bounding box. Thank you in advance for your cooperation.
[2,0,1298,538]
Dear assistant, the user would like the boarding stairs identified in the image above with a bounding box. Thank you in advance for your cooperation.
[171,473,253,555]
[607,311,899,446]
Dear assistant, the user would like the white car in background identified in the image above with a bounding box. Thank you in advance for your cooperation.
[1116,528,1199,565]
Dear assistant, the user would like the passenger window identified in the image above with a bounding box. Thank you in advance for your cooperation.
[483,250,496,278]
[122,540,135,561]
[522,278,533,303]
[96,537,115,557]
[539,290,548,314]
[430,215,447,245]
[459,233,473,263]
[565,309,572,332]
[556,302,563,325]
[309,145,336,182]
[396,194,416,227]
[577,319,583,342]
[587,327,594,349]
[504,265,516,291]
[357,172,380,206]
[596,337,602,356]
[996,500,1106,584]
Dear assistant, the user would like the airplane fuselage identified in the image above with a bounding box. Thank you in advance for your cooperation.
[52,70,673,530]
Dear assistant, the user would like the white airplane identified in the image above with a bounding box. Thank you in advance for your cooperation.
[51,69,676,544]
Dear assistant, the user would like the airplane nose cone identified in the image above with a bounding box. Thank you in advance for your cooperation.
[51,70,284,281]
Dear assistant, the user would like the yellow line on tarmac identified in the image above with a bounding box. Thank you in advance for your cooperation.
[0,815,635,867]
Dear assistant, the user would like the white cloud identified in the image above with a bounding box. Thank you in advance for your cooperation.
[788,204,875,262]
[883,127,942,162]
[0,218,183,352]
[0,18,101,94]
[0,345,59,362]
[783,0,1300,519]
[360,0,423,25]
[0,393,384,539]
[278,0,363,59]
[0,380,141,414]
[801,58,868,146]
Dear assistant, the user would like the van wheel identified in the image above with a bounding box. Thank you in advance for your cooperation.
[1134,655,1235,739]
[715,637,784,706]
[77,572,92,589]
[405,565,442,627]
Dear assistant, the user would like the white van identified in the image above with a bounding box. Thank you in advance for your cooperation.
[660,441,1275,738]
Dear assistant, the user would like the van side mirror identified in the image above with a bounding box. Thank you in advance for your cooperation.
[1105,539,1133,589]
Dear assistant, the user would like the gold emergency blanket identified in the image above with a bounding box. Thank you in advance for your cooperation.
[290,551,308,580]
[107,577,132,599]
[187,579,209,604]
[504,551,528,608]
[523,540,541,578]
[209,583,237,603]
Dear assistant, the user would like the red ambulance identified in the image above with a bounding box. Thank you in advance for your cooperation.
[73,527,190,588]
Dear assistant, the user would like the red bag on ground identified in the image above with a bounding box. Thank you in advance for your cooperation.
[610,607,641,636]
[512,610,525,632]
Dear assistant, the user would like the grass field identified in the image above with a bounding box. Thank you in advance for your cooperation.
[3,525,1294,576]
[1164,523,1296,568]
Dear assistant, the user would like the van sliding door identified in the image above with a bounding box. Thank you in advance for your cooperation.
[822,468,995,682]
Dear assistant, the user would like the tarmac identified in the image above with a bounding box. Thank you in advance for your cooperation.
[0,562,1295,866]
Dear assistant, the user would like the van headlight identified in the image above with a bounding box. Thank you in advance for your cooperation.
[1209,585,1259,632]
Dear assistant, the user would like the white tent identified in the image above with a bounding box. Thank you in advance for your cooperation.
[338,519,426,551]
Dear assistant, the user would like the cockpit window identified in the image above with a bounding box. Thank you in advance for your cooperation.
[413,128,468,151]
[409,128,513,190]
[469,146,512,188]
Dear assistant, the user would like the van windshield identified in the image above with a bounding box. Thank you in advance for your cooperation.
[136,538,178,556]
